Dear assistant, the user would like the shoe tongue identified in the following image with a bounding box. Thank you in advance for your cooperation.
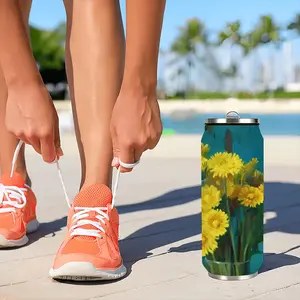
[0,172,25,188]
[72,184,112,241]
[73,184,112,208]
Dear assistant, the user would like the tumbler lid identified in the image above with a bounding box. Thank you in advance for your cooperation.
[206,111,259,124]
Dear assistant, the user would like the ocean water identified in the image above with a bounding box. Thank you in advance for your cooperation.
[162,113,300,135]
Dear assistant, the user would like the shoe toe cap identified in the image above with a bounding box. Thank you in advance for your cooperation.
[52,252,122,270]
[0,227,24,241]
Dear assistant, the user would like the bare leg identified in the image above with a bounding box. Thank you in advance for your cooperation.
[63,0,125,189]
[0,0,32,184]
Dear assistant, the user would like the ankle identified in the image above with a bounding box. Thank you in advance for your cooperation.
[15,168,31,187]
[80,178,111,192]
[25,175,32,187]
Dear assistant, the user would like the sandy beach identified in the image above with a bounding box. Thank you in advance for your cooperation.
[54,99,300,114]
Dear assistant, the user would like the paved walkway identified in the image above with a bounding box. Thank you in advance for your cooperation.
[0,134,300,300]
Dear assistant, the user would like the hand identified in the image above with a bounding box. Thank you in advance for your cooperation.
[110,87,162,172]
[5,81,62,163]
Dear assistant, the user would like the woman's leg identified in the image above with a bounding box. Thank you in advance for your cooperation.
[0,0,32,183]
[0,0,40,249]
[63,0,125,189]
[49,0,125,281]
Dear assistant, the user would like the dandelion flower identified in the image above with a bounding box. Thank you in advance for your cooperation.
[201,143,210,157]
[205,172,222,188]
[248,170,264,187]
[238,185,263,208]
[201,185,221,212]
[203,209,229,237]
[206,152,243,178]
[202,228,218,256]
[226,180,242,199]
[253,170,264,184]
[243,158,258,175]
[201,157,208,171]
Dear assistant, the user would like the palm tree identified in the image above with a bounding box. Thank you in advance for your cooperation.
[287,13,300,36]
[251,15,280,46]
[218,21,240,94]
[170,67,187,96]
[30,22,66,71]
[250,15,281,94]
[218,21,253,95]
[170,18,208,95]
[286,14,300,83]
[30,23,67,99]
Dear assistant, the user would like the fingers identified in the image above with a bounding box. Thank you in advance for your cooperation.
[26,136,41,155]
[111,156,120,169]
[111,131,138,173]
[40,135,57,163]
[119,146,136,173]
[54,114,63,158]
[16,132,61,163]
[148,136,161,150]
[111,135,121,168]
[111,140,142,173]
[15,133,40,154]
[15,134,29,146]
[111,126,161,174]
[28,113,62,162]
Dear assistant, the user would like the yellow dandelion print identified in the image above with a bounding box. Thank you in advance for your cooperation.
[201,143,210,157]
[243,158,258,175]
[247,170,264,187]
[225,179,234,195]
[253,170,264,184]
[201,185,221,212]
[201,157,208,171]
[205,172,222,188]
[206,152,244,178]
[238,185,263,208]
[202,228,218,256]
[226,180,242,199]
[215,178,222,187]
[203,209,229,237]
[258,184,264,192]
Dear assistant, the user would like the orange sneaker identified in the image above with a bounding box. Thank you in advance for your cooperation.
[49,184,126,281]
[0,172,39,248]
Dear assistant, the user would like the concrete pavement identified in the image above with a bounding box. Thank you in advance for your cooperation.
[0,134,300,300]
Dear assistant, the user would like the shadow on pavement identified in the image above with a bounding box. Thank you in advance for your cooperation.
[28,216,67,245]
[264,182,300,234]
[28,181,300,279]
[118,185,200,214]
[260,250,300,274]
[168,241,201,253]
[121,181,300,276]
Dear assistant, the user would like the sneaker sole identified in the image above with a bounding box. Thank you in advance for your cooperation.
[49,262,127,281]
[0,219,39,248]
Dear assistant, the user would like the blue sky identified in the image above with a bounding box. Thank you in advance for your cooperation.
[30,0,300,50]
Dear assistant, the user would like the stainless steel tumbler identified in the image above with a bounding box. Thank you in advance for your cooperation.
[201,111,264,281]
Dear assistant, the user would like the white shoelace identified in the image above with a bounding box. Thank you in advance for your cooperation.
[0,184,28,213]
[5,140,139,238]
[0,142,29,213]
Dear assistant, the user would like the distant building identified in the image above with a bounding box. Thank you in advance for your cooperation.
[285,66,300,92]
[294,66,300,83]
[285,82,300,92]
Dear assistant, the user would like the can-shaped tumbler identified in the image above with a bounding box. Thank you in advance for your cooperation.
[201,111,264,281]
